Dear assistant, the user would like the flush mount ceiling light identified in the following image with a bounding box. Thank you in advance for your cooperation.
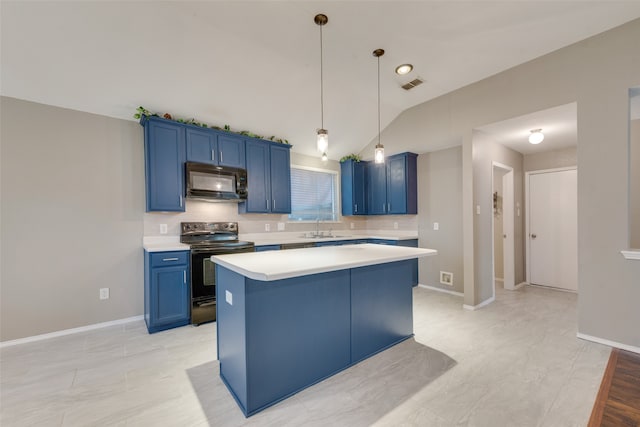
[315,14,329,157]
[528,129,545,144]
[395,64,413,75]
[373,48,385,164]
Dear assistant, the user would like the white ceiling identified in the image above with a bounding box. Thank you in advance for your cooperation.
[2,2,640,160]
[475,103,577,155]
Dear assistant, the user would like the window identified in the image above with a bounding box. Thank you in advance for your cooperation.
[289,166,338,221]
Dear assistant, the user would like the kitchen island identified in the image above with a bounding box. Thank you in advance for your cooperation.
[212,243,437,417]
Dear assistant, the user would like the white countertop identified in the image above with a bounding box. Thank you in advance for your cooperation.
[212,243,437,281]
[142,236,190,252]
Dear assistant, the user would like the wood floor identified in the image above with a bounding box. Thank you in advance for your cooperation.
[589,348,640,426]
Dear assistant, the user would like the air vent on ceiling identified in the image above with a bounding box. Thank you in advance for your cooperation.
[401,78,424,90]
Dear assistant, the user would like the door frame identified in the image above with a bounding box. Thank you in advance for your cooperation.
[491,161,515,296]
[525,166,578,285]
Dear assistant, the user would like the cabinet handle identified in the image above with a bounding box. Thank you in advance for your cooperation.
[388,202,391,212]
[266,199,270,210]
[355,203,358,213]
[220,151,223,163]
[179,195,183,207]
[273,199,276,210]
[211,150,215,161]
[383,203,386,213]
[162,257,179,262]
[183,270,187,284]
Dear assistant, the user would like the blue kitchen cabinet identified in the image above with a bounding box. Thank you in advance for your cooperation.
[341,159,367,216]
[186,127,217,165]
[368,239,419,286]
[240,140,291,214]
[143,117,186,212]
[144,250,190,333]
[366,152,418,215]
[255,245,281,252]
[186,128,246,168]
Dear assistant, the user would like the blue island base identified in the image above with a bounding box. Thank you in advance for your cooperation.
[216,259,414,417]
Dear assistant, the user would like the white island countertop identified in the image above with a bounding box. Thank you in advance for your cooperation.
[212,243,437,281]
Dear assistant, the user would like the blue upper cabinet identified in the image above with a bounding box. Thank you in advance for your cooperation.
[270,144,292,213]
[186,127,217,165]
[366,152,417,215]
[240,140,291,214]
[143,117,186,212]
[341,160,367,216]
[186,128,246,168]
[217,134,246,169]
[367,162,388,215]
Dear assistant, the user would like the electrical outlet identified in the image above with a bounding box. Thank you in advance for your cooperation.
[265,223,270,232]
[99,288,110,300]
[433,222,439,231]
[277,222,285,231]
[225,290,233,305]
[350,223,355,230]
[393,222,398,229]
[476,205,481,215]
[159,224,168,234]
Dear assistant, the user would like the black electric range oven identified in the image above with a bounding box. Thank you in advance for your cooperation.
[180,222,254,325]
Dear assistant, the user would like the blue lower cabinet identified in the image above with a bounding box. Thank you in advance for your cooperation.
[217,267,351,416]
[350,260,414,363]
[144,250,190,333]
[368,239,419,286]
[255,245,281,252]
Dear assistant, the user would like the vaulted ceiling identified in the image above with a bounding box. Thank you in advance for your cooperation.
[2,2,640,160]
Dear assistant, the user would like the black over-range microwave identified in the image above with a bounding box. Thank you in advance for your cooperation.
[185,162,248,202]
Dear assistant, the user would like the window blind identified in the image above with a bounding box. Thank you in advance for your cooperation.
[289,167,337,221]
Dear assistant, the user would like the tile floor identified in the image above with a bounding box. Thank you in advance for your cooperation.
[0,285,610,426]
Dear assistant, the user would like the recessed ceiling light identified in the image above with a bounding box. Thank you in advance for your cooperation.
[395,64,413,75]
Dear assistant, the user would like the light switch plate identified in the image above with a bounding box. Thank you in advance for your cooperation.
[265,224,270,232]
[277,222,285,231]
[99,288,110,300]
[433,222,439,231]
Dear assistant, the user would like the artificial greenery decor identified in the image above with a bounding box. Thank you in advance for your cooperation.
[134,106,290,144]
[340,154,362,163]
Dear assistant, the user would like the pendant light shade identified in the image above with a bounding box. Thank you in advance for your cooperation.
[528,129,544,144]
[373,49,385,164]
[315,14,329,158]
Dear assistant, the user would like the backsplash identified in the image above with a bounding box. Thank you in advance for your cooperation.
[143,200,417,236]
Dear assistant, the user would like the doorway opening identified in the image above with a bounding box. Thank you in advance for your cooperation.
[492,162,515,297]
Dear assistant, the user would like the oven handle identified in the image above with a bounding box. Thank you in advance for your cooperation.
[196,301,216,307]
[191,246,255,255]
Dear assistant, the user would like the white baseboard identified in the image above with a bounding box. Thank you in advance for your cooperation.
[418,284,464,297]
[514,282,527,290]
[0,315,144,348]
[463,295,495,311]
[576,332,640,355]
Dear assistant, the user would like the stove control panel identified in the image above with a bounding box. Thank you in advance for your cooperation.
[181,222,238,236]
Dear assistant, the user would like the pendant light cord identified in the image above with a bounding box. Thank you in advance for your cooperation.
[320,23,324,130]
[377,54,381,145]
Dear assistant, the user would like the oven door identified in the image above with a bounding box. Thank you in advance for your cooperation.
[190,245,254,325]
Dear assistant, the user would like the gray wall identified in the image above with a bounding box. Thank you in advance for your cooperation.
[524,147,577,172]
[1,97,145,341]
[631,119,640,249]
[360,19,640,347]
[416,147,463,293]
[473,137,525,302]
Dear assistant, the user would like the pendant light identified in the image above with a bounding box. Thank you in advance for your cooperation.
[373,48,385,164]
[315,14,329,158]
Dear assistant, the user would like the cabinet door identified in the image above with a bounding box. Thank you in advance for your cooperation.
[341,160,367,216]
[218,134,246,169]
[367,162,387,215]
[151,265,189,326]
[269,144,291,213]
[145,120,186,212]
[387,155,407,214]
[186,127,217,165]
[243,140,271,213]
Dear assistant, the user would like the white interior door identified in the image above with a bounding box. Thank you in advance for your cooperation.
[528,169,577,291]
[502,170,515,290]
